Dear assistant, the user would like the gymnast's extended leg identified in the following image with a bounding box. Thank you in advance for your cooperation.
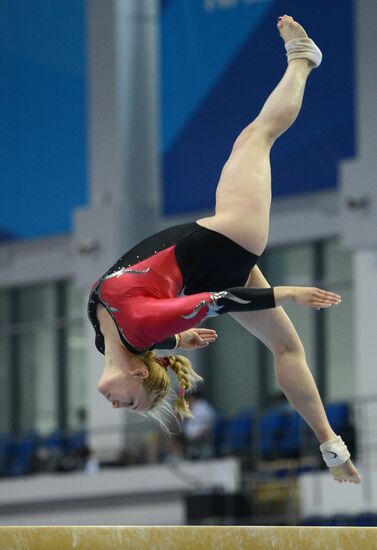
[230,266,361,484]
[197,15,319,256]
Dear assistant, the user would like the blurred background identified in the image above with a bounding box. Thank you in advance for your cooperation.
[0,0,377,527]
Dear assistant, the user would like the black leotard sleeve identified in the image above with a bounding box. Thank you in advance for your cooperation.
[213,286,275,313]
[153,336,177,350]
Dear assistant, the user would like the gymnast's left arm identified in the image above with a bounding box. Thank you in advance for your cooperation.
[154,328,218,350]
[127,293,223,350]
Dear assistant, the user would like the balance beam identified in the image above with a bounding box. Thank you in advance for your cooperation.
[0,526,376,550]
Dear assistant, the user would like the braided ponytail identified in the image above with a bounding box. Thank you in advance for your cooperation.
[139,350,203,423]
[168,355,203,419]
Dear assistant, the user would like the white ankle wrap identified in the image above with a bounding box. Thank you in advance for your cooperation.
[285,37,323,68]
[320,436,350,467]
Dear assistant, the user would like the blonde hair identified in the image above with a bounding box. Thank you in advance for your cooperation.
[139,350,203,427]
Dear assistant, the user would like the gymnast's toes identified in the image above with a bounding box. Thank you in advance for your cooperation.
[277,15,308,43]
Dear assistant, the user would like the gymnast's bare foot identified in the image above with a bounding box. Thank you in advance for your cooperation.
[276,15,322,69]
[277,14,308,43]
[329,458,361,484]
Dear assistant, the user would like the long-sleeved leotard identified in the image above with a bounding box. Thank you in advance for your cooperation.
[88,222,275,355]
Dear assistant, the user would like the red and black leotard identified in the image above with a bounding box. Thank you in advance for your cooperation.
[88,222,275,355]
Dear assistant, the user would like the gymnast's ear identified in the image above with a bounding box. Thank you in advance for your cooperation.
[130,367,149,380]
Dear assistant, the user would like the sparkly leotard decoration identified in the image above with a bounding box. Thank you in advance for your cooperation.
[88,222,273,355]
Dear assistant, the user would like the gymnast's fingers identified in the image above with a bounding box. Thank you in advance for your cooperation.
[313,289,341,304]
[201,334,218,341]
[197,335,217,345]
[194,328,218,337]
[193,329,218,343]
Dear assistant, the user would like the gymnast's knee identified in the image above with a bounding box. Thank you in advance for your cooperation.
[272,337,306,362]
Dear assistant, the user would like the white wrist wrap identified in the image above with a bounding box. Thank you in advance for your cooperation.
[285,37,323,68]
[320,436,350,467]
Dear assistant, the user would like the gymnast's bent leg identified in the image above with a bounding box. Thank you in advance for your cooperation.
[197,15,319,256]
[230,266,361,484]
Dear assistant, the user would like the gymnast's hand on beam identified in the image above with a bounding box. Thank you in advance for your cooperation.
[274,286,341,309]
[177,328,218,349]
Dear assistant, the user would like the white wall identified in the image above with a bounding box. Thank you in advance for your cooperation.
[299,463,372,519]
[0,458,239,525]
[0,236,72,288]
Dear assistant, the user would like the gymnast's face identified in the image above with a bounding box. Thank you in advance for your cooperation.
[97,364,150,412]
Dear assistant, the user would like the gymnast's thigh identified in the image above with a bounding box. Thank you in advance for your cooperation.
[197,128,272,256]
[229,266,304,356]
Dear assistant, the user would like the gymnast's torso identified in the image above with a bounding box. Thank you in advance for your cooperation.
[88,222,259,355]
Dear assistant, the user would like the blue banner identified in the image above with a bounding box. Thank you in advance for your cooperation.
[0,0,87,240]
[160,0,355,216]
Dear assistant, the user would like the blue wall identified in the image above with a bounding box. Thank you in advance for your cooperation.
[160,0,355,216]
[0,0,87,240]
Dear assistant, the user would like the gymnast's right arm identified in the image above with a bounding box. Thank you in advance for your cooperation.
[214,285,341,313]
[126,285,340,350]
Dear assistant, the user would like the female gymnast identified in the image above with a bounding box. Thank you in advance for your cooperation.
[89,16,361,484]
